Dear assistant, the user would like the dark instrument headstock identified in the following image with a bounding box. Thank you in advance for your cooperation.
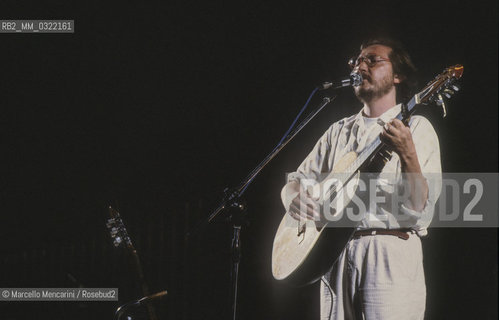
[106,206,133,249]
[418,64,464,117]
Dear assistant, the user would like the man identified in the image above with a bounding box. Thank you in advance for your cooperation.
[281,38,442,319]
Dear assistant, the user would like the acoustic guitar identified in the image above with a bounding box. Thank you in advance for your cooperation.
[271,65,463,286]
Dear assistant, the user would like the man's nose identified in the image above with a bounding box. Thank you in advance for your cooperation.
[355,61,368,74]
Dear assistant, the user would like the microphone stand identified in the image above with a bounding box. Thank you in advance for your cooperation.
[186,92,338,320]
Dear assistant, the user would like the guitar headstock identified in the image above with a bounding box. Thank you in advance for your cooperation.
[417,64,464,117]
[106,206,133,249]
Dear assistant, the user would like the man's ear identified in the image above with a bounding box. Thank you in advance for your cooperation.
[393,74,405,84]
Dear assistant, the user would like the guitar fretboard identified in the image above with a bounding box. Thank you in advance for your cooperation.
[329,95,420,188]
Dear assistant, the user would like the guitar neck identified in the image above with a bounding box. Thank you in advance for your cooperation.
[107,206,158,320]
[341,95,420,177]
[127,241,158,320]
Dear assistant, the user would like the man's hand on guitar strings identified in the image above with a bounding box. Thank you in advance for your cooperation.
[287,186,320,221]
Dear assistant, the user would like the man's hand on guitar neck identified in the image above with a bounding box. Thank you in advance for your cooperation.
[380,118,429,212]
[281,180,321,221]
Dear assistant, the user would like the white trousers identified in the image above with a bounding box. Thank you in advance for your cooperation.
[320,233,426,320]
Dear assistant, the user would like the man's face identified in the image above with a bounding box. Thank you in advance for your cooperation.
[352,44,400,103]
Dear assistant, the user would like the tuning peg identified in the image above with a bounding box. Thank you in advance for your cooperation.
[451,84,460,91]
[113,236,122,247]
[437,94,447,118]
[443,89,454,99]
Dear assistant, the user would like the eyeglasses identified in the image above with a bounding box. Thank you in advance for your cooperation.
[348,55,390,69]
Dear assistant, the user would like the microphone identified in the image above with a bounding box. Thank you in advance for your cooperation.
[319,71,363,90]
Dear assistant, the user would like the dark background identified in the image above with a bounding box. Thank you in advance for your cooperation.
[0,1,497,319]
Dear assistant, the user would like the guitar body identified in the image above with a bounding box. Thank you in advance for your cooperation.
[272,152,359,286]
[272,214,354,286]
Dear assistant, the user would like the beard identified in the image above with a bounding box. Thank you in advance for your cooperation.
[354,73,395,103]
